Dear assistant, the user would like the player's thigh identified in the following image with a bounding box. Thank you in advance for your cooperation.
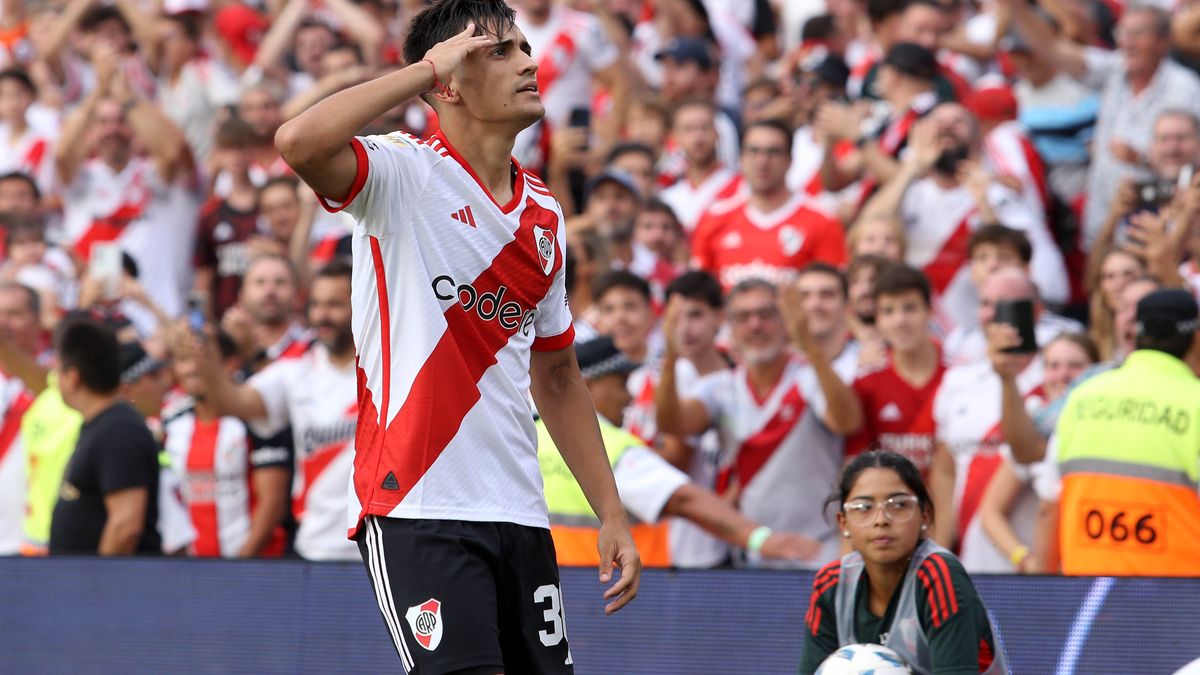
[496,523,574,675]
[358,516,505,674]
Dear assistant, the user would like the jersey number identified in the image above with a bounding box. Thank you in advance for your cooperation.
[533,584,572,664]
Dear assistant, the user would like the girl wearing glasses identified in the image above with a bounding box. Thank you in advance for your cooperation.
[798,451,1008,675]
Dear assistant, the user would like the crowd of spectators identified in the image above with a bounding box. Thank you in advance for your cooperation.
[0,0,1198,577]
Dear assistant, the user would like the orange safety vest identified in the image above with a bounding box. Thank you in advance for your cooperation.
[1055,350,1200,576]
[537,416,674,567]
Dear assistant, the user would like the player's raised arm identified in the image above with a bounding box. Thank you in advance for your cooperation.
[531,345,642,614]
[274,24,494,201]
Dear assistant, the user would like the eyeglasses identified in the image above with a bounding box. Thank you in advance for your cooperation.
[843,496,921,525]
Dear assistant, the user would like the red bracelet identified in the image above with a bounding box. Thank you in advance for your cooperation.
[420,58,445,94]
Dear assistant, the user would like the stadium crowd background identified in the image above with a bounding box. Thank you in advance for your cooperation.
[0,0,1198,582]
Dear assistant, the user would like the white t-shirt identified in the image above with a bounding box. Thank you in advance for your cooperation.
[321,130,575,539]
[612,444,690,526]
[0,372,31,555]
[0,123,55,195]
[659,165,741,234]
[900,177,1067,331]
[157,56,240,162]
[61,157,201,316]
[943,313,1083,367]
[249,343,359,561]
[518,7,618,128]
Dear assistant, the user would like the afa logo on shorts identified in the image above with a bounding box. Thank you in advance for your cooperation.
[405,598,444,651]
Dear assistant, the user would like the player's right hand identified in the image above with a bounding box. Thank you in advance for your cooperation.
[597,520,641,615]
[421,23,495,88]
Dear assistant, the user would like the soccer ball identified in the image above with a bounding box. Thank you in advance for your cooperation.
[815,643,912,674]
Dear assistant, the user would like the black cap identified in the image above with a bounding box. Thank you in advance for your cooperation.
[882,42,939,82]
[799,47,850,90]
[1135,289,1200,340]
[575,336,639,381]
[119,340,166,384]
[586,168,641,201]
[654,37,715,71]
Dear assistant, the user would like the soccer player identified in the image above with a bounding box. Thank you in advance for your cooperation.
[274,1,639,671]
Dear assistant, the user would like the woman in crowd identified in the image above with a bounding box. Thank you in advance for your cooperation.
[978,333,1099,573]
[1088,248,1147,360]
[800,451,1007,675]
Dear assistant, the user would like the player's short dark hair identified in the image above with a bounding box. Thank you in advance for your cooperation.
[0,68,35,96]
[215,116,258,150]
[798,262,848,299]
[665,270,723,309]
[0,171,39,201]
[968,223,1033,264]
[740,118,793,151]
[606,141,656,167]
[402,0,517,74]
[872,262,932,307]
[80,5,129,34]
[593,270,651,305]
[828,450,935,524]
[56,316,122,394]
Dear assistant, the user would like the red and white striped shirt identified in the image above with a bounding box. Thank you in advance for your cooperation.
[0,371,33,555]
[321,130,574,538]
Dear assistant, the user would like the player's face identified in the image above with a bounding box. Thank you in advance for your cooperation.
[672,297,722,359]
[241,259,296,326]
[596,287,653,358]
[875,290,931,355]
[728,288,786,365]
[308,275,354,355]
[587,372,633,427]
[1043,339,1092,401]
[796,272,847,341]
[634,209,680,261]
[853,219,903,261]
[0,287,40,354]
[1099,249,1143,312]
[455,25,543,131]
[741,126,791,194]
[969,243,1024,290]
[838,467,929,566]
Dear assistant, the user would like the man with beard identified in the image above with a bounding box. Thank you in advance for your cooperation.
[196,261,358,561]
[55,45,199,319]
[585,169,677,309]
[221,254,311,374]
[858,102,1066,332]
[219,84,291,196]
[657,278,862,568]
[658,100,742,234]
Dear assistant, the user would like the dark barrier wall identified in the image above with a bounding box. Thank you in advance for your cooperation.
[2,558,1199,674]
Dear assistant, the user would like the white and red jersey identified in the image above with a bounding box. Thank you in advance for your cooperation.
[0,124,54,195]
[163,408,289,558]
[61,157,201,316]
[0,371,32,555]
[900,177,1067,332]
[690,348,859,568]
[933,358,1045,555]
[517,7,619,128]
[321,130,575,538]
[847,354,948,476]
[1181,259,1200,301]
[659,166,742,234]
[248,343,358,560]
[692,192,847,291]
[982,121,1051,217]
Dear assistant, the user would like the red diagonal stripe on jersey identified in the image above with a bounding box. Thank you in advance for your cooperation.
[186,419,221,557]
[359,197,563,517]
[956,421,1005,544]
[24,139,46,172]
[731,385,805,489]
[0,388,32,467]
[922,211,976,294]
[294,438,350,520]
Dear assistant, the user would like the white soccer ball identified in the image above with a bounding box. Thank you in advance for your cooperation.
[815,643,913,675]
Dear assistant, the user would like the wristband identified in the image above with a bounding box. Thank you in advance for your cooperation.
[420,58,446,94]
[746,525,773,554]
[1009,544,1030,567]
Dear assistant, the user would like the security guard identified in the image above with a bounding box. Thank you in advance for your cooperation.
[1055,289,1200,576]
[538,336,821,567]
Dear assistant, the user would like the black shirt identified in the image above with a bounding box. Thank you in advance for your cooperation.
[50,402,161,555]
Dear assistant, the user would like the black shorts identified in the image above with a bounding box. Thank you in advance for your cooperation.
[357,516,574,675]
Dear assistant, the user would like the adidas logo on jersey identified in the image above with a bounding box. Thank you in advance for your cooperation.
[432,275,538,334]
[880,402,903,422]
[450,205,477,227]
